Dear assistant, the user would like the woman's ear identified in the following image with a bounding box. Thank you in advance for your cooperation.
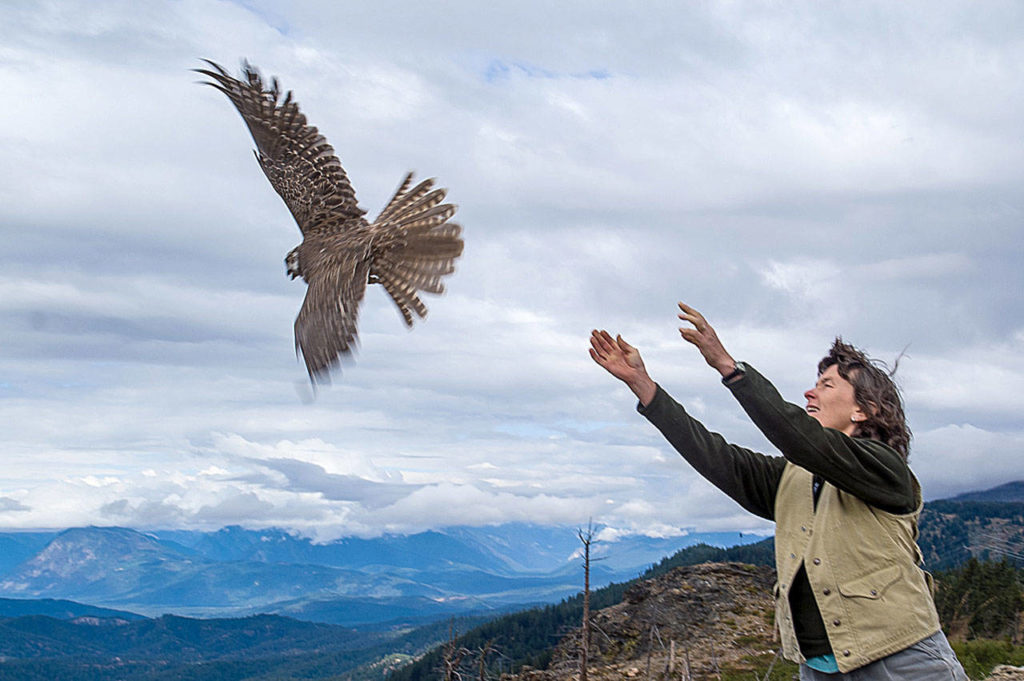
[851,401,878,423]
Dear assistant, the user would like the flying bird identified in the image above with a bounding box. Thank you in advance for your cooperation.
[197,59,464,382]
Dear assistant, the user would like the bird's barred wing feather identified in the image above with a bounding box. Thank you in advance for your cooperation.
[196,59,364,233]
[370,175,463,327]
[294,241,371,382]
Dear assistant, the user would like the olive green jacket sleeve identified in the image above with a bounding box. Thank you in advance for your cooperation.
[724,365,916,514]
[638,384,786,520]
[638,364,917,518]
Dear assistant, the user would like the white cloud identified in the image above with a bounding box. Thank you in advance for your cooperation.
[914,425,1024,500]
[0,0,1021,538]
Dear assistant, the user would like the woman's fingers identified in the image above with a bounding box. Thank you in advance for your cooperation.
[679,327,700,345]
[678,301,703,318]
[677,304,734,374]
[677,302,707,331]
[590,329,621,360]
[678,313,701,330]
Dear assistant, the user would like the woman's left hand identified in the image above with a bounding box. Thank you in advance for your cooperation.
[677,302,737,378]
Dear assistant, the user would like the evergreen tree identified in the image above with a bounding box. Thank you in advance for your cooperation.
[935,557,1023,640]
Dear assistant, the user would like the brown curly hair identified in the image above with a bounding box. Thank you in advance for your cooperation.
[818,338,911,460]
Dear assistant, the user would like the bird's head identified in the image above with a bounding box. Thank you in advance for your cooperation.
[285,248,302,280]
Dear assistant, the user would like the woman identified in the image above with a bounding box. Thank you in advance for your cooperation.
[590,302,966,680]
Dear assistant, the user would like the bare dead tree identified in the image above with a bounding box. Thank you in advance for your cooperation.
[477,639,496,681]
[590,621,614,645]
[646,623,668,681]
[442,619,470,681]
[577,520,597,681]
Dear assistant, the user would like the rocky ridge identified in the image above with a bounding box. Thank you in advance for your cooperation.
[512,562,782,681]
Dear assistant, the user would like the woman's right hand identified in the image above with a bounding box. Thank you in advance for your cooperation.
[589,330,657,406]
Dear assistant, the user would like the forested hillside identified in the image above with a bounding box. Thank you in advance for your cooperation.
[388,538,775,681]
[935,558,1023,641]
[409,555,1024,681]
[0,613,489,681]
[394,492,1024,681]
[919,501,1024,570]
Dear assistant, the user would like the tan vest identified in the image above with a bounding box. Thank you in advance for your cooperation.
[773,463,941,673]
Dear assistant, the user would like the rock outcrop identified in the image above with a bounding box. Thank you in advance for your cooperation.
[987,665,1024,680]
[511,562,781,681]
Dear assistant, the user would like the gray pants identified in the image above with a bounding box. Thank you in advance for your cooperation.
[799,632,968,680]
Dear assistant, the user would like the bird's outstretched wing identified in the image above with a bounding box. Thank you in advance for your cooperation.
[293,233,371,382]
[196,59,364,232]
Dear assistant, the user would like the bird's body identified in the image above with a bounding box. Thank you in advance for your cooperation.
[197,59,463,382]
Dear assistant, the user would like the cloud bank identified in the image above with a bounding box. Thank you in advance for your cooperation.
[0,0,1021,539]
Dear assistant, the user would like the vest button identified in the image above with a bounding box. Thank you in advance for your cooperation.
[790,553,796,559]
[833,619,841,627]
[870,589,878,596]
[812,558,821,565]
[822,588,831,596]
[843,650,851,657]
[801,526,807,532]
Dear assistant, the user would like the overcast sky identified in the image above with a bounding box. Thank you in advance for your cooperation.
[1,0,1021,542]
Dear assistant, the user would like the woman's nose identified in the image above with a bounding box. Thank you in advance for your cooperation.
[804,388,815,401]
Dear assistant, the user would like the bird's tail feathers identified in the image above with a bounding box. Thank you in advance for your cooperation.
[374,269,428,327]
[377,174,437,224]
[376,172,416,221]
[371,173,464,327]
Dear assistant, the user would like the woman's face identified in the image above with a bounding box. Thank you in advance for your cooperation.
[804,364,865,435]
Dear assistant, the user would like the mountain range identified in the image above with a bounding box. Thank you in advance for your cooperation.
[2,480,1022,628]
[948,480,1024,503]
[0,482,1021,681]
[0,524,761,626]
